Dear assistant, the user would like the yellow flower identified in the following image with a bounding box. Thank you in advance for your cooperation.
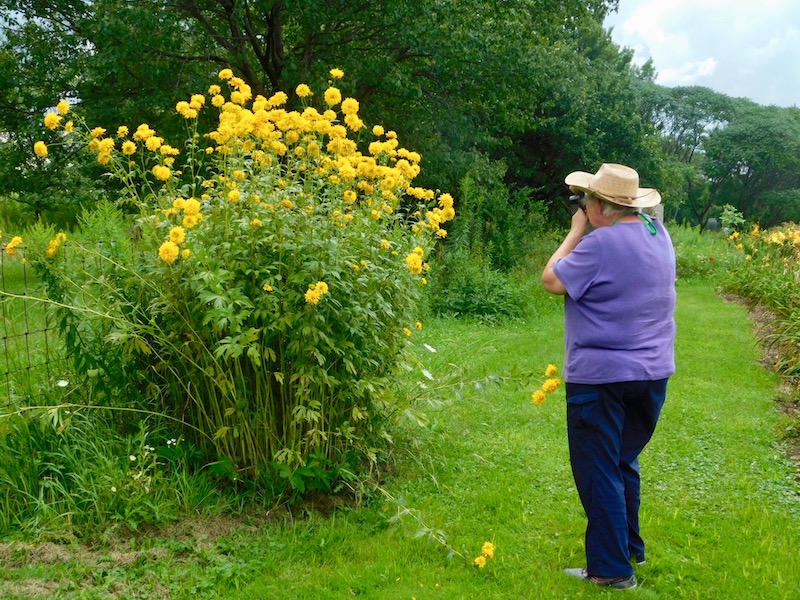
[380,239,391,250]
[473,556,487,568]
[44,112,62,130]
[481,541,495,558]
[168,226,186,244]
[343,190,357,203]
[304,281,330,304]
[64,120,74,133]
[181,248,191,259]
[146,136,163,151]
[415,321,422,331]
[117,126,129,138]
[372,125,384,137]
[46,232,67,258]
[133,123,155,141]
[34,141,48,158]
[329,68,344,79]
[228,190,241,202]
[183,214,203,228]
[158,241,180,263]
[281,199,294,209]
[250,218,263,228]
[218,68,233,80]
[296,83,313,98]
[532,390,547,406]
[152,165,172,181]
[542,378,562,393]
[403,327,412,336]
[90,127,106,139]
[211,94,226,108]
[405,252,423,275]
[122,141,137,155]
[56,100,70,115]
[324,87,342,106]
[341,97,359,115]
[263,283,273,292]
[176,101,198,119]
[5,236,23,256]
[208,84,221,95]
[344,113,364,131]
[545,364,558,377]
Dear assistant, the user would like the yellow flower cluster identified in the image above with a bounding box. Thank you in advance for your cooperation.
[38,67,454,289]
[405,246,425,275]
[728,223,800,257]
[158,225,191,264]
[532,364,562,406]
[47,232,67,258]
[304,281,330,305]
[4,235,23,257]
[473,541,495,568]
[176,94,205,119]
[763,225,800,247]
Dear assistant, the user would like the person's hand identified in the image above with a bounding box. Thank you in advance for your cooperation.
[570,205,589,234]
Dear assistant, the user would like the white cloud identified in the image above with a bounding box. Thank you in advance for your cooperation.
[605,0,800,107]
[659,58,718,86]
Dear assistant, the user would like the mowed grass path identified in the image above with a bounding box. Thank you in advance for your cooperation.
[231,281,800,599]
[2,281,799,599]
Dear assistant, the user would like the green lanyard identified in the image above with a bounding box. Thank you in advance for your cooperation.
[611,212,658,236]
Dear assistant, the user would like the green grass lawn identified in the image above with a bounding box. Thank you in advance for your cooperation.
[1,281,799,599]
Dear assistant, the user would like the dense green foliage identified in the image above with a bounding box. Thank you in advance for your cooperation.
[1,0,626,221]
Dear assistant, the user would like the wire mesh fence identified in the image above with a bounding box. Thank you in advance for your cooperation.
[0,245,67,408]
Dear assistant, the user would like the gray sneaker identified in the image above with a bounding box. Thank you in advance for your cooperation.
[564,567,637,590]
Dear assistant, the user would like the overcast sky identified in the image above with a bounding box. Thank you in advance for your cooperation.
[604,0,800,108]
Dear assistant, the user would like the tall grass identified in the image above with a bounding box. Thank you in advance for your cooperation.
[0,251,66,403]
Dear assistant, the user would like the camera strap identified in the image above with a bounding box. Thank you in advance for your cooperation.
[635,212,658,236]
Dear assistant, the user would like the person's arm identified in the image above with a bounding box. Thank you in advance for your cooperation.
[541,209,588,295]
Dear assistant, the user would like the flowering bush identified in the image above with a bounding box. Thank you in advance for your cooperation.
[723,222,800,380]
[30,68,454,486]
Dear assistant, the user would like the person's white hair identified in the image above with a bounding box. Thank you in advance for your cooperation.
[586,194,632,218]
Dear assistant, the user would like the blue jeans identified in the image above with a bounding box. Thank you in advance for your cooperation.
[566,379,668,578]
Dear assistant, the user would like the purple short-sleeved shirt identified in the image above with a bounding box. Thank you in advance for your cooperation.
[552,218,676,384]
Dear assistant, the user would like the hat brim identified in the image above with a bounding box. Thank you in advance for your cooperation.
[565,171,662,208]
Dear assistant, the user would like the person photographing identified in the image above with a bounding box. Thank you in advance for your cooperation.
[542,163,676,590]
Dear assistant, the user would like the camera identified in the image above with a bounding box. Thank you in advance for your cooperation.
[569,191,586,210]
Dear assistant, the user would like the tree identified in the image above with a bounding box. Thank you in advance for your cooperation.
[703,101,800,226]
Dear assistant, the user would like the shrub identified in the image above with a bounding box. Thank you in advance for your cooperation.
[26,69,453,489]
[424,249,528,321]
[669,222,734,281]
[448,154,547,272]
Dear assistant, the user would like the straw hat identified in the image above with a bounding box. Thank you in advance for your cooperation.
[565,163,661,208]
